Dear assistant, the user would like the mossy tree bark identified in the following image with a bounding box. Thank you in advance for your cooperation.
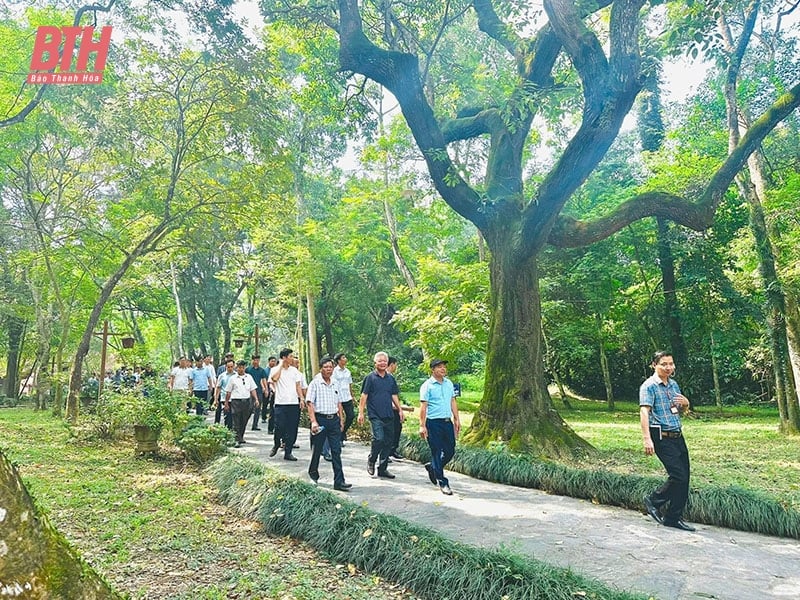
[0,450,121,599]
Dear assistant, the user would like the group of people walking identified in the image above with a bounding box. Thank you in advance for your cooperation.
[167,347,463,496]
[168,345,694,528]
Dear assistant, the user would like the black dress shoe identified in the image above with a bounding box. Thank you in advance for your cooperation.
[252,427,261,431]
[323,454,332,462]
[424,463,437,485]
[440,484,453,496]
[284,454,298,461]
[308,472,319,484]
[663,519,696,532]
[367,459,375,476]
[644,494,663,524]
[377,470,395,479]
[292,443,300,448]
[333,483,352,491]
[269,446,279,457]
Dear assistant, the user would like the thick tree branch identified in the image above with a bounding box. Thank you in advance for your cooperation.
[337,0,487,230]
[473,0,521,57]
[547,81,800,247]
[543,0,609,112]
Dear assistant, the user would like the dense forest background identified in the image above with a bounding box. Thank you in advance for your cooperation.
[1,0,799,440]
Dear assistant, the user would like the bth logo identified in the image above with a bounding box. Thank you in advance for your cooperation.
[27,26,112,85]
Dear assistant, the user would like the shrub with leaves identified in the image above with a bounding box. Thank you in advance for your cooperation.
[176,424,233,465]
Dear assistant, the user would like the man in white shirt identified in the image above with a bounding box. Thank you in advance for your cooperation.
[224,360,259,448]
[269,348,304,461]
[168,357,191,394]
[332,353,356,442]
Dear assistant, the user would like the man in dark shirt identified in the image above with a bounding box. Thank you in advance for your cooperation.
[358,351,404,479]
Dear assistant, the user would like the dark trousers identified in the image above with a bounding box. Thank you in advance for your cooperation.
[192,390,207,415]
[368,416,395,474]
[390,408,402,454]
[273,404,300,457]
[262,390,274,429]
[341,400,355,440]
[230,398,251,443]
[215,401,233,429]
[309,415,345,486]
[426,418,456,486]
[251,390,264,429]
[651,429,691,523]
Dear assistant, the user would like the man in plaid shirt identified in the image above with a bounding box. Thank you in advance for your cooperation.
[640,351,695,532]
[307,356,351,491]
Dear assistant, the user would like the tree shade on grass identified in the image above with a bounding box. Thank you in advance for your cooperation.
[399,436,800,539]
[207,454,647,600]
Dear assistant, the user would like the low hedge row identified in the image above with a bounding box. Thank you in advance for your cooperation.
[399,436,800,539]
[206,454,647,600]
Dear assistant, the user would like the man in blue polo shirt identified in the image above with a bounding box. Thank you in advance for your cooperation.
[419,358,461,496]
[358,351,403,479]
[640,350,695,532]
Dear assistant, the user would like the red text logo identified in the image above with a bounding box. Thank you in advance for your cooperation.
[27,26,112,85]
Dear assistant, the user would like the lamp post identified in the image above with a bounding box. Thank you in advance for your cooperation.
[234,324,260,355]
[94,320,135,398]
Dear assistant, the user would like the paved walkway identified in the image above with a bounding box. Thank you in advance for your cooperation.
[230,426,800,600]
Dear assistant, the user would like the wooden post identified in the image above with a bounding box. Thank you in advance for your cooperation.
[98,320,109,398]
[255,324,259,356]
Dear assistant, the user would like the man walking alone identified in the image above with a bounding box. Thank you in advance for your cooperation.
[419,358,460,495]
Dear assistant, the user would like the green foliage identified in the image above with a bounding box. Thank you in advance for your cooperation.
[208,455,645,600]
[175,424,233,465]
[84,386,183,437]
[398,435,800,539]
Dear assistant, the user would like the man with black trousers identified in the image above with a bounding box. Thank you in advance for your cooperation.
[307,356,351,491]
[640,350,695,532]
[269,348,304,461]
[358,351,404,479]
[246,354,269,431]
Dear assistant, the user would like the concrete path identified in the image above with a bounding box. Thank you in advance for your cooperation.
[231,426,800,600]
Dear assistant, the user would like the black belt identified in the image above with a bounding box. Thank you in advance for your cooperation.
[428,418,452,422]
[316,413,339,419]
[652,428,682,438]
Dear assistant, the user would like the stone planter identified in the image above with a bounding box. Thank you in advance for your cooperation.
[133,424,161,453]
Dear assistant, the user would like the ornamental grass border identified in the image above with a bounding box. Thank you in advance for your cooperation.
[398,436,800,539]
[206,455,647,600]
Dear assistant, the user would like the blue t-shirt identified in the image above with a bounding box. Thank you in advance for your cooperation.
[421,376,455,420]
[246,366,269,394]
[361,371,399,419]
[189,366,210,392]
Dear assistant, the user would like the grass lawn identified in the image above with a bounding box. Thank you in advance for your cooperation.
[559,397,800,508]
[0,407,417,600]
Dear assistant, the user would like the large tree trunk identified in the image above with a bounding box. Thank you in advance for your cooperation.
[0,450,122,599]
[464,248,592,458]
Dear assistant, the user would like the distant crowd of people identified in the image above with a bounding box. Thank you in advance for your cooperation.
[166,348,461,496]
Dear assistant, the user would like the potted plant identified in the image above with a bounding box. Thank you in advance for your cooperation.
[106,385,183,453]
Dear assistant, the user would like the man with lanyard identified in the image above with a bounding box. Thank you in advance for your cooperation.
[224,360,259,448]
[269,348,304,461]
[214,358,235,429]
[246,354,269,432]
[419,358,460,496]
[358,351,404,480]
[307,356,352,491]
[640,351,695,532]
